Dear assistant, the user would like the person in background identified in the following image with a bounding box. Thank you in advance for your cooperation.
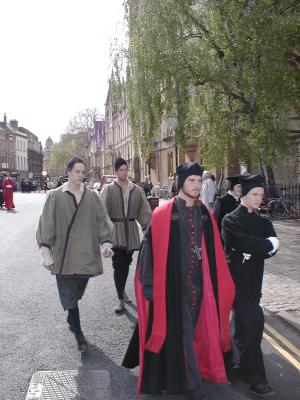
[101,157,152,313]
[56,176,65,188]
[213,174,242,232]
[0,176,3,209]
[36,157,114,352]
[200,171,217,212]
[2,173,15,211]
[222,174,279,397]
[143,175,153,197]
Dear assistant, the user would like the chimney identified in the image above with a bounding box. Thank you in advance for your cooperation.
[10,119,18,129]
[4,113,7,126]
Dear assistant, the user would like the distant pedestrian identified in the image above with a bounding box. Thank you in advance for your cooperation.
[200,171,217,212]
[0,176,3,209]
[101,157,152,313]
[171,173,178,197]
[2,173,15,211]
[143,175,153,197]
[213,174,242,231]
[36,157,114,352]
[56,176,64,188]
[222,174,279,396]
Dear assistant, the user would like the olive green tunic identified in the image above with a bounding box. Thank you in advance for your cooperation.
[36,185,113,276]
[100,181,152,251]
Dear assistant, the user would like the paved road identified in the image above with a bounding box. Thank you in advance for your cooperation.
[0,193,299,400]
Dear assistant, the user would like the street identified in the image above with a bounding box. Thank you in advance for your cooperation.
[0,193,299,400]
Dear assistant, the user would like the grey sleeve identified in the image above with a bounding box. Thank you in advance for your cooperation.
[139,226,153,286]
[36,190,56,248]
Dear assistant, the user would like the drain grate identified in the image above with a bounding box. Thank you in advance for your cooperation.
[25,370,110,400]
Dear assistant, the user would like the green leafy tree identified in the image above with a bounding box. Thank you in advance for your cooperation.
[49,108,100,174]
[116,0,300,170]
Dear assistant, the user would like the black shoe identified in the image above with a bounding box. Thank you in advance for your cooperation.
[250,383,274,396]
[227,366,240,384]
[75,333,88,352]
[186,386,208,400]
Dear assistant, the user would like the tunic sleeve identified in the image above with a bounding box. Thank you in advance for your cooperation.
[139,226,153,287]
[136,190,152,230]
[36,190,56,248]
[99,184,111,214]
[222,215,273,257]
[96,195,114,244]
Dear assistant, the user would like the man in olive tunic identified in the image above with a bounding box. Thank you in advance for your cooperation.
[36,157,114,351]
[101,157,152,313]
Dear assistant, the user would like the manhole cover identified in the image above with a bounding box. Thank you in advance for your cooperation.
[25,370,110,400]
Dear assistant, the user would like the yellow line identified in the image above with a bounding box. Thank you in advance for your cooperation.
[263,332,300,371]
[265,322,300,358]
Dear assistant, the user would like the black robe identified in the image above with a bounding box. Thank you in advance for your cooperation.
[222,205,277,384]
[123,199,235,395]
[214,192,240,231]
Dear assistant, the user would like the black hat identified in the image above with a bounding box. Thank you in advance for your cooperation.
[240,174,265,196]
[226,174,243,190]
[176,162,203,190]
[114,157,128,171]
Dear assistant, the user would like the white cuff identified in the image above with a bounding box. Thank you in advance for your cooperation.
[40,246,54,266]
[267,237,279,252]
[101,242,113,250]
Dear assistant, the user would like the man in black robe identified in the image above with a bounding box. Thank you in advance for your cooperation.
[123,162,235,400]
[213,174,242,231]
[222,174,279,396]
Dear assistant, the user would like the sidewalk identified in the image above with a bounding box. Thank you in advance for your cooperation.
[264,219,300,330]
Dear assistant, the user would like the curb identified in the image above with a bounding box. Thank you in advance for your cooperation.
[264,308,300,333]
[275,311,300,332]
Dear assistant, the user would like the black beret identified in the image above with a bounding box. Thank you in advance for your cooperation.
[226,174,243,190]
[240,174,265,196]
[176,162,203,190]
[114,157,128,171]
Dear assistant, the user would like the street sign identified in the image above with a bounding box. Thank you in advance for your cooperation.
[28,172,33,179]
[1,163,8,169]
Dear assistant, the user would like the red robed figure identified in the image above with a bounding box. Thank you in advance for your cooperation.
[2,178,15,209]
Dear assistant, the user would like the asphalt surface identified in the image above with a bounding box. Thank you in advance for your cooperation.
[0,193,299,400]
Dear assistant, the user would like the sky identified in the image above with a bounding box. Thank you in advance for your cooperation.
[0,0,125,146]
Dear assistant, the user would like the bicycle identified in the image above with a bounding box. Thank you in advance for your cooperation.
[267,188,290,220]
[290,199,300,219]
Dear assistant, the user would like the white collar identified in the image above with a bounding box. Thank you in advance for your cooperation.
[62,182,84,193]
[228,190,240,201]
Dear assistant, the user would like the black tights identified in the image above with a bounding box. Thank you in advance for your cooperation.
[112,248,134,300]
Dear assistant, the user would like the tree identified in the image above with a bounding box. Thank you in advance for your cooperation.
[116,0,300,169]
[49,108,101,175]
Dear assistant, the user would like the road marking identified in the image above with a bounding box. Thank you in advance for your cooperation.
[265,322,300,358]
[263,332,300,371]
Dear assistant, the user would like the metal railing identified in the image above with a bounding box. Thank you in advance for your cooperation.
[261,184,300,219]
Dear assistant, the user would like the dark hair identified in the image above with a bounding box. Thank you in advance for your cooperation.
[65,157,86,172]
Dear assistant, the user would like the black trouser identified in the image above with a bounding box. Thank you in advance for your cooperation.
[233,295,267,384]
[112,248,134,300]
[56,276,89,311]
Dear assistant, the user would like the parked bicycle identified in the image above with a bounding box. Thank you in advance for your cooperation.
[267,187,300,219]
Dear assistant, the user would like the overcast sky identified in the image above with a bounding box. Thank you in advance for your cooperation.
[0,0,125,146]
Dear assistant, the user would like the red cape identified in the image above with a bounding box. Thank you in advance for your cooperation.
[2,178,15,209]
[135,198,235,394]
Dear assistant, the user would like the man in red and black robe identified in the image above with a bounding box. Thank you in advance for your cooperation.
[123,162,235,399]
[2,173,15,210]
